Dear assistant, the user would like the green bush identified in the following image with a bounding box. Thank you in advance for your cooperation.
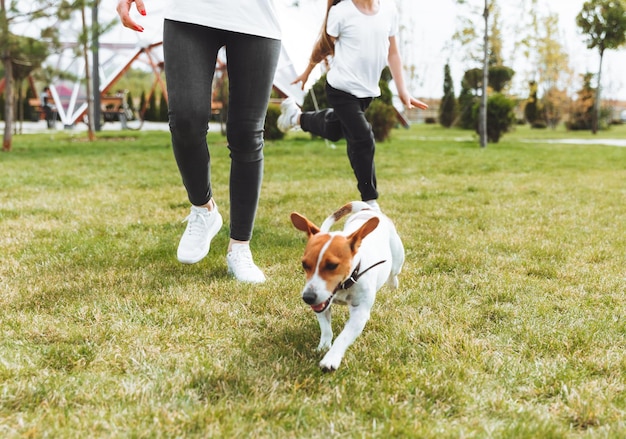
[524,82,542,125]
[439,63,457,128]
[567,106,612,131]
[264,103,285,141]
[488,66,515,92]
[302,74,328,112]
[365,99,396,142]
[457,81,477,129]
[143,92,158,122]
[473,93,516,143]
[378,67,393,105]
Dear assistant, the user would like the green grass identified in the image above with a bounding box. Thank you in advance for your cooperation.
[1,124,625,438]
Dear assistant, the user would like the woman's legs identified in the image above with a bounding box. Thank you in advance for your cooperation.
[323,85,378,202]
[300,109,344,142]
[164,21,224,265]
[164,21,280,281]
[298,84,377,202]
[223,32,281,242]
[164,20,222,207]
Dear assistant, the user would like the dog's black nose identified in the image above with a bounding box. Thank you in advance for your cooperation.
[302,291,317,305]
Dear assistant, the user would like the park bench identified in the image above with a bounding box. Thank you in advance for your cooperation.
[101,95,125,122]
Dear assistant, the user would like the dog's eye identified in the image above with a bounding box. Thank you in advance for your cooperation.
[302,261,310,271]
[325,262,338,271]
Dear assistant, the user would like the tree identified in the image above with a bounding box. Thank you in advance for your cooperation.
[524,80,542,126]
[9,34,48,132]
[1,0,14,151]
[1,0,67,151]
[439,63,457,128]
[455,0,492,147]
[456,64,514,131]
[479,0,488,148]
[487,5,504,66]
[64,0,115,140]
[139,90,146,120]
[542,87,569,129]
[514,3,573,93]
[145,91,158,121]
[159,93,168,122]
[457,76,478,129]
[513,5,573,129]
[453,0,499,65]
[462,68,484,95]
[488,65,514,93]
[567,73,596,130]
[473,93,515,143]
[536,13,572,93]
[77,1,95,141]
[576,0,626,134]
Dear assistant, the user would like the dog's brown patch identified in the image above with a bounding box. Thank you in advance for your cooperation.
[331,203,353,223]
[314,235,354,292]
[301,234,333,278]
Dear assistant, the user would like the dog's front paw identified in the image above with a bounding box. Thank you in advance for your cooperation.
[387,275,399,290]
[319,351,342,372]
[316,338,332,352]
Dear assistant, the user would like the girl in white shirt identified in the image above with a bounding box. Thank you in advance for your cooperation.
[278,0,427,210]
[117,0,281,283]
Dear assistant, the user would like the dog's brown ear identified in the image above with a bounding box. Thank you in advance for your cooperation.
[290,212,320,236]
[347,217,379,254]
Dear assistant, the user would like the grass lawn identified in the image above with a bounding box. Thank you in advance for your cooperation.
[1,123,625,438]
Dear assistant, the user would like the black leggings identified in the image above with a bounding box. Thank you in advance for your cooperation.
[163,19,281,241]
[300,84,377,201]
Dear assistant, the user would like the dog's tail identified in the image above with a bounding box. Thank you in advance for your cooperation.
[320,201,372,232]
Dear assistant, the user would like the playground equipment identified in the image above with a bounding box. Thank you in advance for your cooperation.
[4,1,409,131]
[33,40,305,131]
[36,40,165,129]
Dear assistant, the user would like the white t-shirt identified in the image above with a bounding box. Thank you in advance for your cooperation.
[326,0,398,98]
[164,0,281,40]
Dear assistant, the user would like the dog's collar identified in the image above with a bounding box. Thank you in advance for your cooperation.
[335,259,387,292]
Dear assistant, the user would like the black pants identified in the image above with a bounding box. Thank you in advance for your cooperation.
[163,19,281,241]
[43,105,56,128]
[300,84,377,201]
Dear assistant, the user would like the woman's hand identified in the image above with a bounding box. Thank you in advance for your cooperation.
[399,91,428,110]
[292,69,311,90]
[116,0,146,32]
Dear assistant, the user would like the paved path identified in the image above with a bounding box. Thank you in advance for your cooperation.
[1,121,224,135]
[537,138,626,147]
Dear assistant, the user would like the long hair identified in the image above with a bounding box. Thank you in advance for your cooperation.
[310,0,343,64]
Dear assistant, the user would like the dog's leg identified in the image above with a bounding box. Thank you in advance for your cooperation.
[386,227,405,290]
[319,304,371,371]
[316,307,333,351]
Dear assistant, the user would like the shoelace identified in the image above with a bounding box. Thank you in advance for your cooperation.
[230,248,256,270]
[183,211,209,237]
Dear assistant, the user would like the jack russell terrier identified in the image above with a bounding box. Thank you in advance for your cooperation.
[290,201,405,371]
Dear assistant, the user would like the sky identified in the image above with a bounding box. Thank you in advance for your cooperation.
[409,0,626,100]
[42,0,626,101]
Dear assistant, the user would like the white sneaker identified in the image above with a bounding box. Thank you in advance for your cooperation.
[177,204,223,264]
[277,97,301,133]
[365,200,381,212]
[226,243,266,283]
